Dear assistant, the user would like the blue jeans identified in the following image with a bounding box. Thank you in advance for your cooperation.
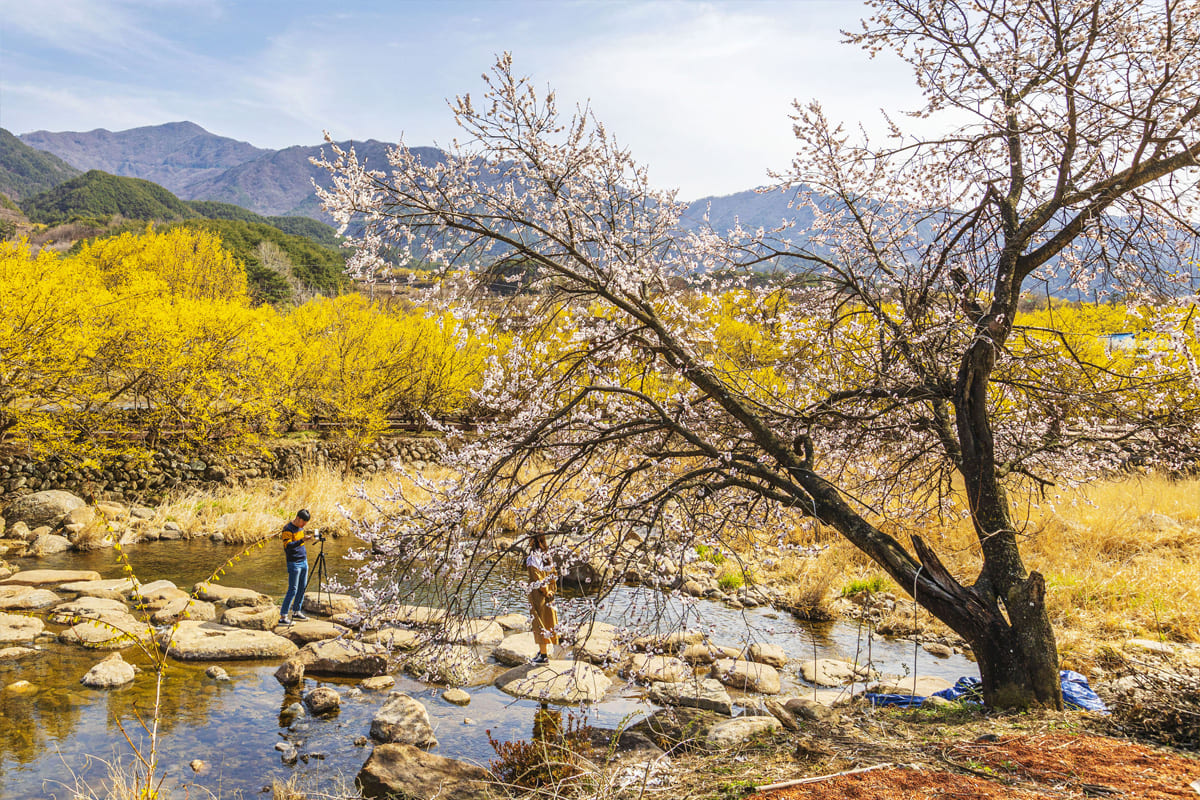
[281,559,308,617]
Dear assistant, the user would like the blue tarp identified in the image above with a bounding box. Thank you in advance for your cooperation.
[866,670,1108,713]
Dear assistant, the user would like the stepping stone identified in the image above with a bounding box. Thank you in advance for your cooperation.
[362,627,420,649]
[493,632,539,666]
[221,605,280,631]
[192,583,272,608]
[160,620,298,660]
[746,642,788,668]
[627,654,694,683]
[293,639,388,676]
[0,569,101,587]
[402,644,480,685]
[81,652,136,688]
[490,613,529,631]
[277,619,349,645]
[50,597,130,624]
[799,658,874,687]
[302,592,360,616]
[386,604,446,626]
[712,658,782,694]
[0,612,44,645]
[495,660,612,703]
[573,621,622,664]
[370,693,438,746]
[57,578,136,596]
[60,615,154,650]
[444,619,504,646]
[871,675,954,697]
[0,585,59,611]
[150,597,216,625]
[679,642,742,664]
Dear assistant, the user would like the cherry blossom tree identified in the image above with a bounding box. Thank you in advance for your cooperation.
[317,1,1200,709]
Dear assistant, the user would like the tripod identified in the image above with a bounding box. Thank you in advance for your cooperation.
[302,534,332,614]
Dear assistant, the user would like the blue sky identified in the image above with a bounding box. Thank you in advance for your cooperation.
[0,0,921,199]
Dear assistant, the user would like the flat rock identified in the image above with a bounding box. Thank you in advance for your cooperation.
[357,743,489,800]
[0,612,44,645]
[81,652,136,688]
[221,605,280,631]
[362,627,421,649]
[679,642,742,664]
[713,658,781,694]
[293,639,387,676]
[706,716,782,748]
[370,693,438,747]
[302,592,360,616]
[631,706,723,751]
[126,580,181,602]
[57,578,136,596]
[277,619,348,644]
[491,613,529,631]
[387,604,447,626]
[783,696,840,722]
[443,619,504,647]
[360,675,396,691]
[746,642,788,668]
[50,597,130,624]
[0,646,38,661]
[150,597,217,625]
[649,677,733,715]
[192,582,272,608]
[627,654,694,683]
[161,620,299,660]
[442,688,471,705]
[493,632,539,666]
[60,616,154,650]
[1125,638,1175,656]
[1,569,102,587]
[632,630,704,652]
[573,621,622,664]
[5,490,85,529]
[871,675,954,697]
[495,660,612,703]
[0,585,59,610]
[800,658,873,687]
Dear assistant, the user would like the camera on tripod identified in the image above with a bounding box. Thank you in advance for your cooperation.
[312,529,325,542]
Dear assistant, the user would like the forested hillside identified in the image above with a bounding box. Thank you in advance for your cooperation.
[0,128,81,201]
[20,170,198,225]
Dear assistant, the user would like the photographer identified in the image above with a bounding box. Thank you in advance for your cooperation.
[278,508,321,626]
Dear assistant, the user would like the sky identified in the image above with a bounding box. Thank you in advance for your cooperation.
[0,0,924,200]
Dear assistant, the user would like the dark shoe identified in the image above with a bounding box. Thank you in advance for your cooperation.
[279,617,290,626]
[531,653,549,664]
[293,611,309,620]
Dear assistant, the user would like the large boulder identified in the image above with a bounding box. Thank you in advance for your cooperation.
[712,659,781,695]
[493,632,539,666]
[706,716,782,748]
[648,678,733,715]
[357,744,489,800]
[0,612,44,645]
[495,660,612,703]
[293,639,388,676]
[1,569,101,587]
[161,621,299,660]
[5,491,85,529]
[192,582,272,608]
[0,585,59,611]
[81,652,136,688]
[31,533,72,555]
[370,693,438,747]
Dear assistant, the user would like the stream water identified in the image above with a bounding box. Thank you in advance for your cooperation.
[0,537,979,799]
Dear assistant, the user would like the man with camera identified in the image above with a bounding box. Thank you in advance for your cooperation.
[279,508,322,626]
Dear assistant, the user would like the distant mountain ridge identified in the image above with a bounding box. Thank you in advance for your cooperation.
[20,121,268,196]
[17,121,801,235]
[0,128,81,201]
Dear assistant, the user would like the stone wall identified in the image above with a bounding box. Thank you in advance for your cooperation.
[0,436,443,502]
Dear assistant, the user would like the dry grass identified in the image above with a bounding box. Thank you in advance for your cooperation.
[750,474,1200,667]
[145,464,459,543]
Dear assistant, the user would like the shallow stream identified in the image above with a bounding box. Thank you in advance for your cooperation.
[0,537,979,799]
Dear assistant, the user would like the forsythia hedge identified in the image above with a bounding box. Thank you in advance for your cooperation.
[0,229,488,465]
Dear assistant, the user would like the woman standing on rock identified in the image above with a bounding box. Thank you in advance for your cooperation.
[527,533,558,663]
[279,509,315,625]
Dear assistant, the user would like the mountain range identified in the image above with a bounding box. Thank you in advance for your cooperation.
[12,121,800,232]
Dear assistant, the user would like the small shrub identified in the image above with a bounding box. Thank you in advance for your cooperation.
[695,544,726,564]
[717,569,745,591]
[487,710,595,792]
[841,575,890,596]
